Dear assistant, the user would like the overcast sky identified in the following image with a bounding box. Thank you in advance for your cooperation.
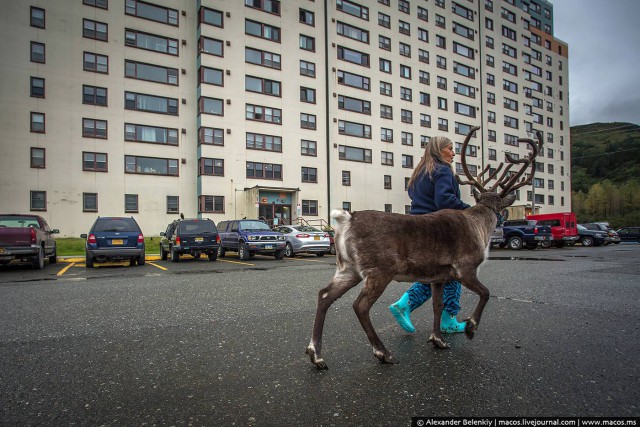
[552,0,640,126]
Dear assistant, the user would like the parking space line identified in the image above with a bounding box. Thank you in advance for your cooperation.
[56,262,75,276]
[284,258,331,263]
[148,262,167,271]
[217,259,255,266]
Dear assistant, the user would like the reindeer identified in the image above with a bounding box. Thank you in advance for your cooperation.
[306,127,543,369]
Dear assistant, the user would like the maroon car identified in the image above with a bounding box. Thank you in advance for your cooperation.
[0,214,59,269]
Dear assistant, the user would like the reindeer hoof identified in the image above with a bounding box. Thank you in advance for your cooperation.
[428,333,450,349]
[306,345,329,370]
[464,318,478,340]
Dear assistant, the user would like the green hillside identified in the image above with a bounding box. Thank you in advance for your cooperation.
[570,122,640,227]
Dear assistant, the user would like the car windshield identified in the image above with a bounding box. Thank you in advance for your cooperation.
[94,218,139,232]
[180,221,216,234]
[241,221,271,231]
[577,225,586,230]
[0,216,40,228]
[294,226,322,232]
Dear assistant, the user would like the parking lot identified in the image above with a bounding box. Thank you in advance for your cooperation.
[1,243,639,425]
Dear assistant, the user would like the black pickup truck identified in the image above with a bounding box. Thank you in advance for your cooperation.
[500,219,553,250]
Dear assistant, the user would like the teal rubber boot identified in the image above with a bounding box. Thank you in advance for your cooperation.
[440,311,466,333]
[389,293,415,333]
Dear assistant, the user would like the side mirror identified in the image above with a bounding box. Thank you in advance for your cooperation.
[51,229,60,234]
[80,233,87,239]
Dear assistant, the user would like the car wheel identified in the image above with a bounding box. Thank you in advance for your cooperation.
[581,236,593,247]
[86,254,94,268]
[218,245,226,258]
[508,236,523,250]
[316,252,325,257]
[274,249,285,260]
[238,242,250,261]
[285,243,294,258]
[208,252,217,262]
[49,245,57,264]
[540,241,552,249]
[160,245,168,261]
[31,246,45,269]
[171,248,180,263]
[330,243,336,255]
[138,252,145,266]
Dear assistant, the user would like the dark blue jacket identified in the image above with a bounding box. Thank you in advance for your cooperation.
[409,163,471,214]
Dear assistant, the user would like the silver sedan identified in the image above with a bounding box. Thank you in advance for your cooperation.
[272,225,331,257]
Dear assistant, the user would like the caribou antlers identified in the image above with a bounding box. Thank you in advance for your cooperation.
[457,127,543,197]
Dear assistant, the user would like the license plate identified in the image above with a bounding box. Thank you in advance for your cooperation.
[195,237,203,242]
[264,245,273,250]
[314,236,320,240]
[112,239,124,245]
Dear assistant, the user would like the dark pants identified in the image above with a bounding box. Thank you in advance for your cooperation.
[406,281,462,315]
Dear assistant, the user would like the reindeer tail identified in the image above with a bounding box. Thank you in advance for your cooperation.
[330,209,351,226]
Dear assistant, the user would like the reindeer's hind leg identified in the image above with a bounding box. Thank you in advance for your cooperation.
[307,269,361,369]
[352,273,397,364]
[428,283,450,348]
[457,272,490,340]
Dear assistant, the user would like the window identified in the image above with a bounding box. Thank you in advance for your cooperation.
[438,118,448,131]
[200,7,223,27]
[126,156,179,176]
[401,132,413,146]
[437,55,447,69]
[125,60,178,85]
[400,87,412,101]
[342,171,351,186]
[342,202,352,211]
[337,70,370,91]
[199,127,224,146]
[399,42,411,57]
[30,42,45,63]
[31,148,45,168]
[301,140,317,156]
[245,47,281,70]
[380,104,392,119]
[199,97,224,116]
[455,102,476,118]
[379,58,391,73]
[30,191,46,211]
[419,71,430,85]
[401,109,412,123]
[246,132,282,152]
[486,73,495,86]
[384,175,392,189]
[83,85,108,106]
[83,152,108,172]
[300,87,316,103]
[381,151,394,166]
[83,52,108,73]
[198,196,223,213]
[381,128,393,142]
[420,114,431,128]
[488,130,496,141]
[337,46,369,67]
[453,62,475,79]
[380,81,392,96]
[402,154,413,168]
[338,120,371,138]
[302,200,318,216]
[339,145,372,163]
[300,60,315,77]
[301,167,317,183]
[453,22,474,40]
[83,19,108,41]
[438,97,447,110]
[339,95,371,114]
[436,14,445,28]
[31,7,45,28]
[83,119,107,139]
[125,194,138,213]
[246,104,281,124]
[30,77,45,98]
[337,0,369,20]
[418,29,428,42]
[454,82,475,98]
[436,35,446,49]
[246,75,281,96]
[502,25,517,41]
[398,0,409,13]
[379,35,391,51]
[400,64,411,79]
[246,162,282,180]
[84,0,108,8]
[453,42,474,59]
[452,2,474,21]
[488,148,497,160]
[488,111,496,123]
[378,12,390,28]
[199,158,225,176]
[245,0,281,14]
[200,37,223,57]
[300,113,316,129]
[338,21,369,43]
[199,66,223,86]
[420,135,430,147]
[125,0,178,26]
[487,92,495,104]
[418,6,428,21]
[245,19,281,42]
[31,112,45,133]
[437,76,447,90]
[300,8,314,26]
[168,196,180,214]
[83,193,98,212]
[126,29,178,55]
[126,123,178,145]
[300,34,315,51]
[399,20,410,35]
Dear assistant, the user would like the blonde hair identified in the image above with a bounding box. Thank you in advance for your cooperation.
[408,136,453,189]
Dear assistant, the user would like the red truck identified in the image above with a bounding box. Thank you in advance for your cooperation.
[526,212,579,248]
[0,214,59,269]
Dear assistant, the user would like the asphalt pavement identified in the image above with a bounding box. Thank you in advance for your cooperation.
[1,244,639,425]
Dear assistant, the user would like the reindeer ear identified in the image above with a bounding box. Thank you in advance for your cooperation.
[501,194,517,209]
[472,189,482,202]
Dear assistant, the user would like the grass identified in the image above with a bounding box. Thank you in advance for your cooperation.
[56,237,161,257]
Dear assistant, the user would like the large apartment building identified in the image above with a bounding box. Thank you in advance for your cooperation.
[0,0,570,237]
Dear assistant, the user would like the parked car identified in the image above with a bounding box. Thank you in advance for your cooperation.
[616,226,640,243]
[606,228,621,244]
[81,217,145,268]
[500,219,553,250]
[576,224,608,247]
[581,223,618,245]
[527,212,579,248]
[160,218,219,262]
[217,219,286,260]
[0,214,59,269]
[273,225,331,257]
[490,227,504,248]
[326,229,336,255]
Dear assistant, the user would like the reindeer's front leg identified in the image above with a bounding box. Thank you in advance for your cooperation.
[429,283,450,348]
[307,270,361,369]
[352,274,397,364]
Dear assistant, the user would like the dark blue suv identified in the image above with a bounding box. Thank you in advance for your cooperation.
[81,217,145,268]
